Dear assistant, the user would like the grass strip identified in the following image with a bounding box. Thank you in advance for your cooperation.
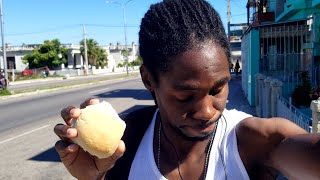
[1,74,137,96]
[0,89,12,96]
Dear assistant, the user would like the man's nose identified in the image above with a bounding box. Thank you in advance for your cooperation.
[192,95,216,121]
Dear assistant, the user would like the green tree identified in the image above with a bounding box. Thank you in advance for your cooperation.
[96,48,108,68]
[120,49,131,68]
[80,38,108,68]
[128,55,143,66]
[121,48,130,58]
[22,39,67,69]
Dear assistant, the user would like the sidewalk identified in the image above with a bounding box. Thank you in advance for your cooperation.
[0,71,140,101]
[227,74,256,116]
[9,71,138,86]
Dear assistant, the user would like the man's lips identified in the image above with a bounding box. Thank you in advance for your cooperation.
[180,120,216,130]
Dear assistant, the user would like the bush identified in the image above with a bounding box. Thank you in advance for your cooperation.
[310,86,320,100]
[291,71,312,107]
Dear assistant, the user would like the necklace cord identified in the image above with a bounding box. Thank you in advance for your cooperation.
[159,120,185,180]
[158,117,219,180]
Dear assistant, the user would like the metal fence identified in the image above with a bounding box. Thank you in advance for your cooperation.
[277,95,312,132]
[261,85,267,118]
[258,19,319,98]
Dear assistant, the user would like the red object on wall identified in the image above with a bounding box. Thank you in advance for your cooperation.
[22,69,33,76]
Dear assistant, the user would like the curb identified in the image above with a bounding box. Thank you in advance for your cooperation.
[8,71,140,86]
[0,75,139,101]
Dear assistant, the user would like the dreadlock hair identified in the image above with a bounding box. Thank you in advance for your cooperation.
[139,0,231,83]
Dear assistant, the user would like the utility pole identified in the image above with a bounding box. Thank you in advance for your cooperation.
[83,24,89,75]
[106,0,133,76]
[0,0,7,86]
[227,0,231,39]
[122,3,129,76]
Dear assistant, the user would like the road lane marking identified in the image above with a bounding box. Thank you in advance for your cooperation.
[0,125,50,145]
[89,88,110,94]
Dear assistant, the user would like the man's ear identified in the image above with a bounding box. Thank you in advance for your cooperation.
[140,64,155,92]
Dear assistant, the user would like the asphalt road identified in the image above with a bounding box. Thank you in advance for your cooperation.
[0,77,155,180]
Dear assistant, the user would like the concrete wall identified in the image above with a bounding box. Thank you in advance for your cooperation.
[1,43,139,72]
[276,0,320,22]
[241,29,260,106]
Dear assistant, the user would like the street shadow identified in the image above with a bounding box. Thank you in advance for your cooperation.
[94,89,153,101]
[29,147,61,162]
[29,104,155,162]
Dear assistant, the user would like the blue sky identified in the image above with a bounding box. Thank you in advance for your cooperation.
[4,0,248,46]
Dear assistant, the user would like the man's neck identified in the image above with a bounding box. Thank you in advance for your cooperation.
[153,118,213,180]
[161,120,211,159]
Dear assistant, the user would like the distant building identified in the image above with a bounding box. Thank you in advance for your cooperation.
[0,42,139,72]
[229,28,246,71]
[0,44,38,72]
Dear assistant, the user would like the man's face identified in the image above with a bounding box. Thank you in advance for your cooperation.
[152,43,230,140]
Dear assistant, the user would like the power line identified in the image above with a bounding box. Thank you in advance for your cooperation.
[6,24,139,37]
[86,24,139,28]
[221,13,247,19]
[231,13,247,17]
[7,24,80,36]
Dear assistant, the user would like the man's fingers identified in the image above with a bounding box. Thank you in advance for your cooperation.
[60,106,81,125]
[55,140,79,158]
[80,98,100,109]
[96,140,126,172]
[60,99,100,125]
[54,124,78,140]
[108,140,126,163]
[113,140,126,159]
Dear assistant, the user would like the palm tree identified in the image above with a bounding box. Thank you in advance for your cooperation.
[80,38,108,68]
[80,39,99,66]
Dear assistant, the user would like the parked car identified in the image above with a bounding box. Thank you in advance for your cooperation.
[22,69,33,76]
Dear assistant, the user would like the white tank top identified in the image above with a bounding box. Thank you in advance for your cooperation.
[128,109,251,180]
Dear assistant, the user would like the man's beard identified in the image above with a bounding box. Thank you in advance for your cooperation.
[172,115,221,142]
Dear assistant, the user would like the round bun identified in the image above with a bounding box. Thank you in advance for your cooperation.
[72,101,126,159]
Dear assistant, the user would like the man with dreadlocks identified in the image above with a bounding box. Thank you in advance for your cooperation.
[54,0,320,179]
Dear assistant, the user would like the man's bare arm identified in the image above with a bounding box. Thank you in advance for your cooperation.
[236,117,316,179]
[270,132,320,179]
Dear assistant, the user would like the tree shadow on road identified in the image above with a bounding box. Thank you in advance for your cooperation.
[93,89,153,101]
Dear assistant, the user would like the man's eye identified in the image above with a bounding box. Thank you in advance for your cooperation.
[209,90,220,96]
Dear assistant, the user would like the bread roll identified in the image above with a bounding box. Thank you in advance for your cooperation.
[72,101,126,159]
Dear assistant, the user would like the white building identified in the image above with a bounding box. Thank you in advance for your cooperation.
[0,42,139,72]
[0,44,34,72]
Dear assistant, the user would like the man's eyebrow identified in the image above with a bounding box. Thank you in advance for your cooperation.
[174,76,231,90]
[174,83,199,90]
[214,76,231,87]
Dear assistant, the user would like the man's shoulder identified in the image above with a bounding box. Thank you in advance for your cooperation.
[236,116,307,139]
[120,105,158,145]
[235,116,305,156]
[223,109,252,129]
[235,117,307,177]
[120,105,158,124]
[106,105,158,180]
[120,105,158,141]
